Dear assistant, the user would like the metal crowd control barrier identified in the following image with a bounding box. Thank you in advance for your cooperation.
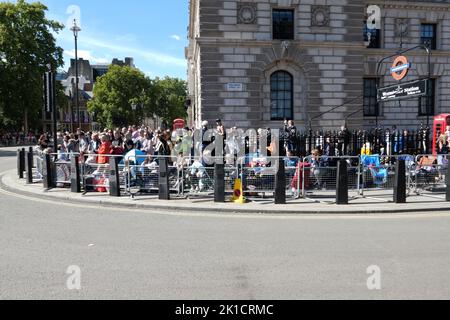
[124,155,182,198]
[238,156,301,199]
[49,153,81,188]
[301,156,360,202]
[183,157,220,198]
[176,156,238,198]
[412,154,447,199]
[28,149,44,184]
[359,155,414,202]
[22,150,450,204]
[80,154,126,195]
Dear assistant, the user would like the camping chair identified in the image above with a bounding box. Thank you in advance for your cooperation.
[361,155,388,187]
[186,160,214,193]
[414,156,439,186]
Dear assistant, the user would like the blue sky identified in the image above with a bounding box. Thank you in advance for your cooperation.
[37,0,189,79]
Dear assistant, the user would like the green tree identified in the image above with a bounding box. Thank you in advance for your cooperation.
[0,0,64,131]
[87,65,153,128]
[152,77,187,125]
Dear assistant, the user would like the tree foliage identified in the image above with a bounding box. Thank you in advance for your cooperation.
[88,66,187,129]
[152,77,187,125]
[87,65,153,128]
[0,0,64,131]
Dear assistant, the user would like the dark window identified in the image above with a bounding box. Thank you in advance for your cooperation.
[363,78,379,116]
[419,79,436,116]
[364,20,381,48]
[93,68,108,83]
[421,24,437,50]
[271,71,293,120]
[273,9,294,40]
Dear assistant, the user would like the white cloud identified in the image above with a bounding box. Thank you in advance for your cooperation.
[171,34,181,41]
[57,31,187,69]
[79,35,187,67]
[64,49,110,64]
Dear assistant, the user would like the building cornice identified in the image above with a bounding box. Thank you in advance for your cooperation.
[364,48,450,57]
[366,0,450,11]
[195,38,367,50]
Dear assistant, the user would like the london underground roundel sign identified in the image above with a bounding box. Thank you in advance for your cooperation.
[391,56,411,81]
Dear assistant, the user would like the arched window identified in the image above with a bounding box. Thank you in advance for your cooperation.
[270,71,293,120]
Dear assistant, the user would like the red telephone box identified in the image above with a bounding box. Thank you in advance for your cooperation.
[432,114,450,155]
[173,118,186,130]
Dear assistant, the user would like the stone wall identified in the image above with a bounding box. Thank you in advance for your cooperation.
[187,0,450,131]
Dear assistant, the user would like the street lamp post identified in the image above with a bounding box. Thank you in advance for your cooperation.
[69,84,74,133]
[70,19,81,130]
[132,103,137,126]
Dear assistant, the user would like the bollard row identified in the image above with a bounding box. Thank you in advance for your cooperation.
[16,154,450,205]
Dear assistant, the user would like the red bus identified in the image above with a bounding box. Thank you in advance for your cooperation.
[173,119,186,131]
[432,114,450,155]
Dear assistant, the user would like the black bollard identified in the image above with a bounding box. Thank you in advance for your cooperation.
[336,160,349,205]
[109,157,121,197]
[214,163,225,203]
[394,160,407,204]
[26,151,33,184]
[159,157,170,200]
[17,149,25,179]
[42,153,53,189]
[274,159,286,205]
[28,147,34,168]
[71,156,81,193]
[17,149,21,177]
[446,155,450,202]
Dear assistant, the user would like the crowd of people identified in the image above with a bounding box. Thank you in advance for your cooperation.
[32,119,287,163]
[0,131,37,147]
[36,125,182,163]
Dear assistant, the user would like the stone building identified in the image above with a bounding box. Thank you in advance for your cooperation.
[186,0,450,131]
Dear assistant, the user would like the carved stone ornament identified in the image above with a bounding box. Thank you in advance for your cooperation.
[311,6,330,27]
[396,18,410,37]
[238,3,257,24]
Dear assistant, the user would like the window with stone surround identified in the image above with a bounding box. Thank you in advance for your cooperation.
[363,78,379,117]
[419,78,436,116]
[421,24,437,50]
[273,9,294,40]
[271,71,293,120]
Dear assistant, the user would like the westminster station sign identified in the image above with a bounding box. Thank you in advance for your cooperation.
[377,79,428,102]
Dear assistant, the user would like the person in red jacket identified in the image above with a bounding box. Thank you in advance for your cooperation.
[97,134,114,164]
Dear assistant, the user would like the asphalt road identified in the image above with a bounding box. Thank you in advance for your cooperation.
[1,147,450,300]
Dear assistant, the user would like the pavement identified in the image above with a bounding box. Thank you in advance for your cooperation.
[2,167,450,215]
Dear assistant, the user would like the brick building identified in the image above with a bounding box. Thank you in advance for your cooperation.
[186,0,450,131]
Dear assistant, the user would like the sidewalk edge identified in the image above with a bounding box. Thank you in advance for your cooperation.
[1,170,448,215]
